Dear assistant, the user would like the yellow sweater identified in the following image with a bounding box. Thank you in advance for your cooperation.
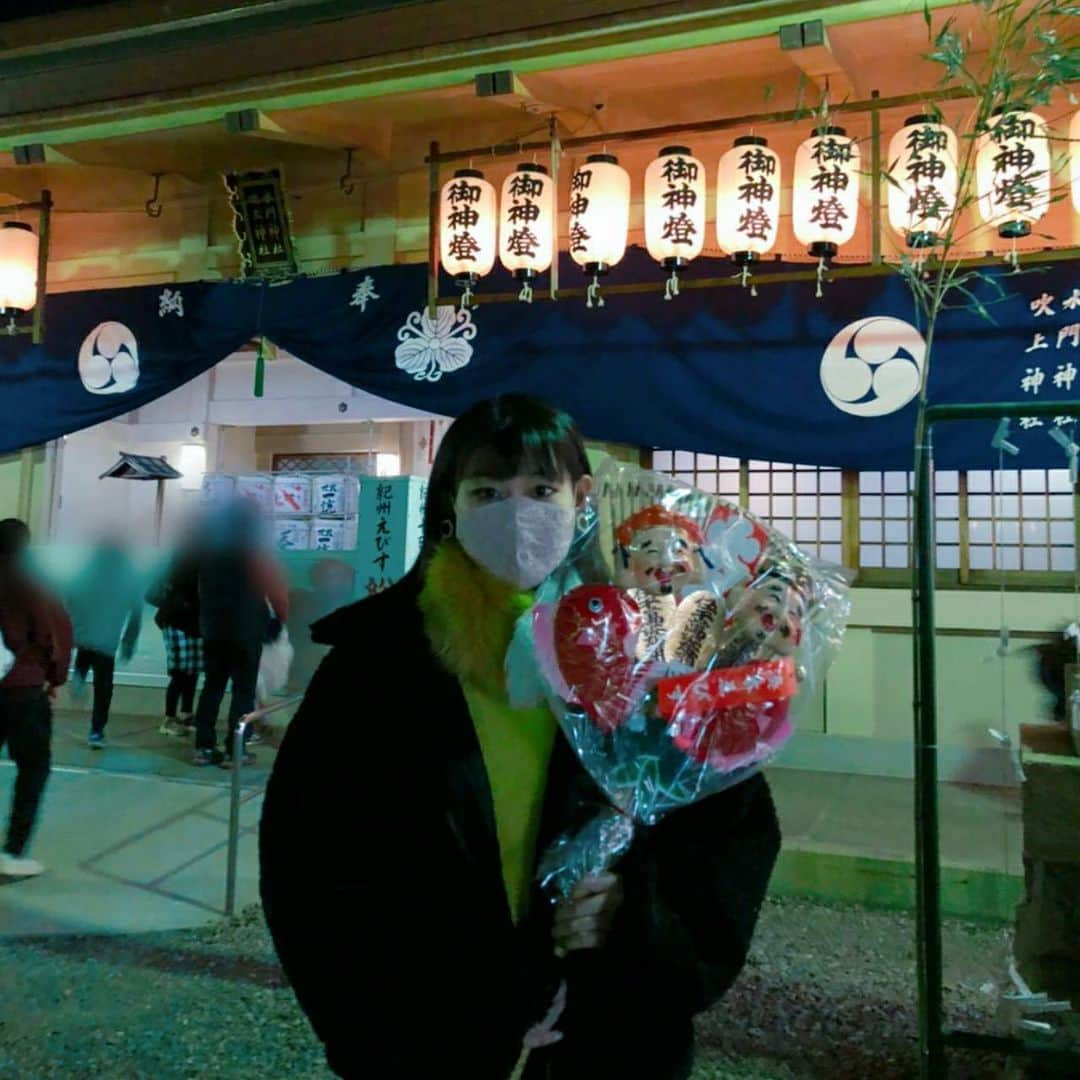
[419,542,557,924]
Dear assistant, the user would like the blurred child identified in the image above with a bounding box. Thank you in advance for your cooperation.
[68,537,143,749]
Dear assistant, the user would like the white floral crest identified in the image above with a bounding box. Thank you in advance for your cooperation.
[394,305,477,383]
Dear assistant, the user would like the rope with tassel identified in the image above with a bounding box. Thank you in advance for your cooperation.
[586,275,605,309]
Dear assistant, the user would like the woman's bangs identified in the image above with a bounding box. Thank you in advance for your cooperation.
[460,430,567,484]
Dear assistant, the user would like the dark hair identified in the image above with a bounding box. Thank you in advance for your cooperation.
[422,395,590,562]
[0,518,30,563]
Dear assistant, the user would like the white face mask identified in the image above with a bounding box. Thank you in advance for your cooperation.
[455,496,576,590]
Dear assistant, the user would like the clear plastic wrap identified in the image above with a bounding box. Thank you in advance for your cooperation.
[521,458,852,901]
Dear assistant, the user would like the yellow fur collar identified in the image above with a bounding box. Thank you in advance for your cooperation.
[419,541,534,696]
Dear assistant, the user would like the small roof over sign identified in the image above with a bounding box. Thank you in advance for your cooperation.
[99,453,182,481]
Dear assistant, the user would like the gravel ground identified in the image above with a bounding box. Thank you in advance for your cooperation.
[0,896,1064,1079]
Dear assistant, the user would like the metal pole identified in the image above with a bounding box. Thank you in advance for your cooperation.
[870,92,883,267]
[549,117,560,302]
[911,397,1080,1077]
[224,715,248,917]
[223,695,301,917]
[912,418,945,1079]
[427,140,439,319]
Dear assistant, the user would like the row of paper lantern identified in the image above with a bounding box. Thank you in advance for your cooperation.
[439,109,1079,291]
[0,109,1076,315]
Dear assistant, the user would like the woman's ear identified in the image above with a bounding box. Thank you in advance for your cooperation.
[574,474,593,508]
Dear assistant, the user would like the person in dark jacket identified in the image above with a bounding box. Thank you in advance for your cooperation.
[0,518,73,879]
[260,396,781,1080]
[191,500,289,767]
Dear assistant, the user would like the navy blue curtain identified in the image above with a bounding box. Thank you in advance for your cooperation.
[2,252,1077,469]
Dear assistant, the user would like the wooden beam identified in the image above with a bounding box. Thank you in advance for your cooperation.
[224,108,393,165]
[9,144,79,166]
[779,19,855,102]
[224,108,344,151]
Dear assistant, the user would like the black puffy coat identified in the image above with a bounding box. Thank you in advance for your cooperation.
[259,570,780,1080]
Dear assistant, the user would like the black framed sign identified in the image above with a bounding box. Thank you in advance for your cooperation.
[223,168,298,279]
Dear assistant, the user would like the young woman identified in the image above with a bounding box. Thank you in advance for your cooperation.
[260,395,781,1080]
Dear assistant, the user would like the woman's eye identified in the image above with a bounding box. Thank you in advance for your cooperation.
[471,488,500,503]
[533,485,557,499]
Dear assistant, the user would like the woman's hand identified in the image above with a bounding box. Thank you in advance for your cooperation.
[552,873,624,958]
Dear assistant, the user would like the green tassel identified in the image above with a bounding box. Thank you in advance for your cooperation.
[254,337,266,398]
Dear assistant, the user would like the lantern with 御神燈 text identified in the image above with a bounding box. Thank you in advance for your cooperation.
[887,115,958,250]
[569,154,630,308]
[499,163,554,303]
[440,168,496,306]
[793,126,860,262]
[975,108,1050,240]
[645,146,705,299]
[716,136,780,291]
[0,222,39,315]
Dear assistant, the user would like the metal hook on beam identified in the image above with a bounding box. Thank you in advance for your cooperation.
[340,148,357,196]
[145,173,164,218]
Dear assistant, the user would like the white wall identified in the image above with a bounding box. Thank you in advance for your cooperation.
[49,352,444,542]
[53,424,201,546]
[208,352,437,427]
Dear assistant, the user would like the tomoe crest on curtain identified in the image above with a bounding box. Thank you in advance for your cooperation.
[394,305,477,383]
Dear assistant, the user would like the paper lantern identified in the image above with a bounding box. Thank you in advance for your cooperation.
[645,146,705,269]
[439,168,496,281]
[1069,110,1080,215]
[975,108,1050,238]
[792,126,860,259]
[716,136,781,263]
[887,115,958,249]
[499,163,554,298]
[0,222,39,313]
[569,154,630,274]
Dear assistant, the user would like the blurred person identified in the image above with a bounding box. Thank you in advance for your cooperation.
[147,542,202,738]
[192,500,289,767]
[68,537,143,749]
[286,558,356,693]
[0,518,72,879]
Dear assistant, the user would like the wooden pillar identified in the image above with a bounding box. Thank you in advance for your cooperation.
[154,479,166,543]
[16,448,34,522]
[870,92,883,267]
[31,189,51,347]
[427,141,440,318]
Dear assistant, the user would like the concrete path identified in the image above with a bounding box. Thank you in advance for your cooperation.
[0,707,1020,939]
[0,763,263,937]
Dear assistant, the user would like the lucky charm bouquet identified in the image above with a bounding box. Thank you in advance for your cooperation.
[516,457,851,901]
